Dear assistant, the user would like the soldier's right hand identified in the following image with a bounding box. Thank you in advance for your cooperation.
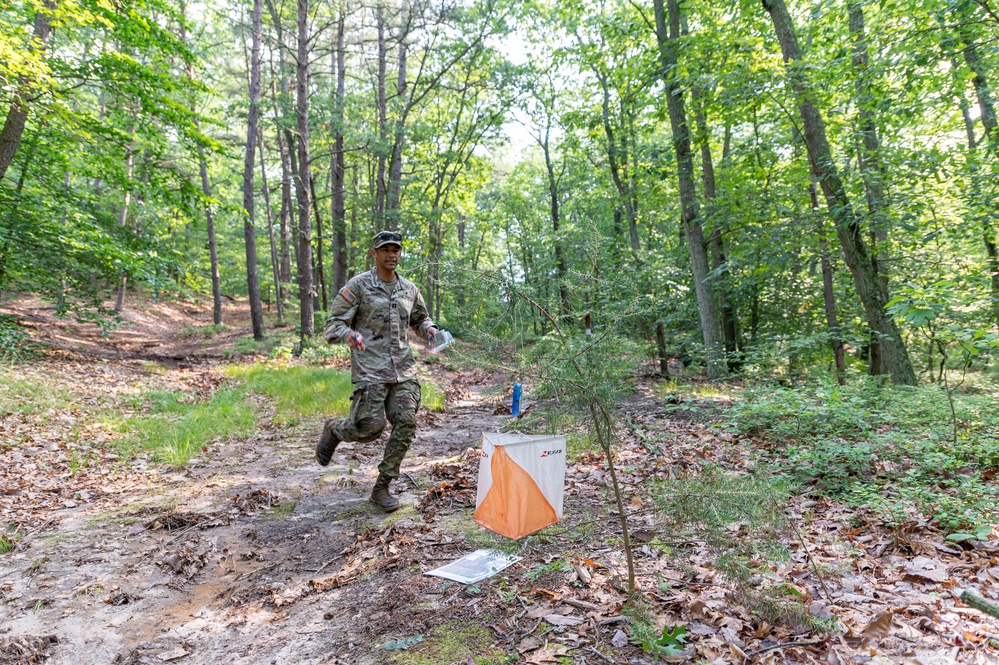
[346,330,366,351]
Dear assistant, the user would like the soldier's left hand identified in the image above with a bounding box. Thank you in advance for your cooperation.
[427,326,439,341]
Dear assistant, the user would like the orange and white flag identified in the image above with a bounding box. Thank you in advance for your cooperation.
[474,433,566,540]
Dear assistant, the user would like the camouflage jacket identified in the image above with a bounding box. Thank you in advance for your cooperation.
[323,268,435,383]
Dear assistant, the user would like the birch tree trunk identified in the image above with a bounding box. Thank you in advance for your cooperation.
[763,0,916,385]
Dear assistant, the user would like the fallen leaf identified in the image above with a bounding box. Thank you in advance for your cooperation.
[611,629,629,648]
[525,645,569,664]
[517,636,542,654]
[861,611,893,642]
[903,556,949,583]
[544,614,583,626]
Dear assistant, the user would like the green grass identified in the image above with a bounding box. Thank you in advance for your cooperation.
[0,527,20,554]
[421,381,445,412]
[117,388,256,466]
[179,323,230,337]
[223,332,296,358]
[224,363,354,424]
[0,374,76,417]
[726,376,999,538]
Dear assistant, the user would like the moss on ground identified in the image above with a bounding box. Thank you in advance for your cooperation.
[391,621,509,664]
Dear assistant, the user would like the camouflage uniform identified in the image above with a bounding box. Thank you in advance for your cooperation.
[323,267,435,478]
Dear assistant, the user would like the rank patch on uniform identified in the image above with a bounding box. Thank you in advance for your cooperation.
[340,287,356,303]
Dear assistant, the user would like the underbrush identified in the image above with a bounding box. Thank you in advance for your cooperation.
[0,315,39,361]
[727,377,999,540]
[117,388,256,466]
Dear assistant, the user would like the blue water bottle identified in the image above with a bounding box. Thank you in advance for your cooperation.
[511,381,522,416]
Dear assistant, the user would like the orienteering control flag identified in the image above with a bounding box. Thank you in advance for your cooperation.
[474,433,566,540]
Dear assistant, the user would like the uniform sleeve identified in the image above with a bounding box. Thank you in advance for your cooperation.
[408,287,436,341]
[324,282,361,343]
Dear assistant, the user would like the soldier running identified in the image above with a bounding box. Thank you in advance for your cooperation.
[317,230,439,512]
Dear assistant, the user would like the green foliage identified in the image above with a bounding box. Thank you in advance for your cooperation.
[298,341,351,364]
[0,315,38,361]
[728,379,999,537]
[224,362,353,425]
[652,468,792,584]
[421,381,446,413]
[624,597,689,658]
[117,388,255,467]
[524,557,569,581]
[0,526,20,555]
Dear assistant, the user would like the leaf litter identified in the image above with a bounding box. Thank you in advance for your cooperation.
[0,300,997,663]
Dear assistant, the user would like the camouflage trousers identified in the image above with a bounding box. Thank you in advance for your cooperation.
[331,380,421,479]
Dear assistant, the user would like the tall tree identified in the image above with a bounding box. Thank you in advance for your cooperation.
[181,2,222,326]
[330,6,348,294]
[243,0,266,340]
[296,0,315,342]
[0,2,54,181]
[849,2,890,374]
[653,0,726,379]
[762,0,916,385]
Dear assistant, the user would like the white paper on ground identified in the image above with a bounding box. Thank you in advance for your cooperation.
[425,548,521,584]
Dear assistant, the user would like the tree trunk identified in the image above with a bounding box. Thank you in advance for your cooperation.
[258,131,284,325]
[374,6,388,228]
[695,103,738,366]
[265,0,294,282]
[597,74,639,252]
[114,128,136,313]
[956,5,999,330]
[331,8,348,294]
[655,321,669,376]
[763,0,917,385]
[0,4,54,182]
[271,77,294,283]
[849,2,890,375]
[386,39,407,231]
[958,10,998,150]
[541,141,569,318]
[181,4,223,326]
[654,0,726,379]
[295,0,314,342]
[310,174,327,311]
[243,0,266,340]
[813,182,846,383]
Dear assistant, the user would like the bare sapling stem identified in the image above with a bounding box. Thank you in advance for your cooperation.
[591,401,636,593]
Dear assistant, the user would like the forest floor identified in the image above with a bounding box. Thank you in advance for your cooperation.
[1,294,998,665]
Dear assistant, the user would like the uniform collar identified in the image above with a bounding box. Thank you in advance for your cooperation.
[369,267,399,295]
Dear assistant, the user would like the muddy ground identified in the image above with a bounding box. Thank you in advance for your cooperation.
[1,295,998,665]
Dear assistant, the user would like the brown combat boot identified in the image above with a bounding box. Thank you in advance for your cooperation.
[315,419,340,467]
[369,473,400,512]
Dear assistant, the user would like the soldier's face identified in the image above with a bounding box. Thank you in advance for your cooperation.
[371,245,402,273]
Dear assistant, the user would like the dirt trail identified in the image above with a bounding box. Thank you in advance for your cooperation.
[1,358,506,664]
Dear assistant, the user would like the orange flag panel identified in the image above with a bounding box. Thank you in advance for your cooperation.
[474,446,558,539]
